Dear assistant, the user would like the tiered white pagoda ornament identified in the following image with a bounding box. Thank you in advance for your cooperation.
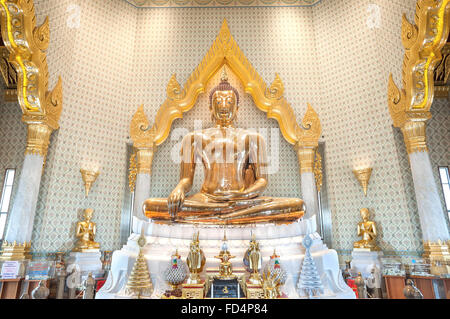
[297,234,324,298]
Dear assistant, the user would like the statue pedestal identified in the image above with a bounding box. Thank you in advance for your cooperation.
[96,215,355,299]
[245,281,264,299]
[350,249,384,278]
[182,281,205,299]
[67,251,103,277]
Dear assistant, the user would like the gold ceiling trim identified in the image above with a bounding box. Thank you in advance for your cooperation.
[388,0,449,128]
[131,19,321,149]
[126,0,322,8]
[0,0,62,130]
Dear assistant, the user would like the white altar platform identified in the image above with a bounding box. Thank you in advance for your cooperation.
[96,215,355,299]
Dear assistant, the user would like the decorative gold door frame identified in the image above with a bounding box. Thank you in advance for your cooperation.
[130,19,321,179]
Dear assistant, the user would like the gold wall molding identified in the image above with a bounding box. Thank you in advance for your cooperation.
[388,0,449,135]
[0,0,63,136]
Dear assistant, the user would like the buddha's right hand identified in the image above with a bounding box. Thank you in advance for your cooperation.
[168,186,185,218]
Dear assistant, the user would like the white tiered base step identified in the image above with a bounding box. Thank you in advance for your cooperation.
[96,215,355,299]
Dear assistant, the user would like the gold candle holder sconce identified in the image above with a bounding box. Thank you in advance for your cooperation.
[80,169,100,198]
[352,167,372,196]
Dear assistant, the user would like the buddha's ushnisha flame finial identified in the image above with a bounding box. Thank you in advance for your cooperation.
[221,66,228,82]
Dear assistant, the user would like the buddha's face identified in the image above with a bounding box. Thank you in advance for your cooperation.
[360,208,369,221]
[84,209,94,221]
[211,90,238,125]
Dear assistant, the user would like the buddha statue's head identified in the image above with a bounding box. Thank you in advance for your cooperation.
[360,208,370,221]
[209,67,240,126]
[84,208,94,221]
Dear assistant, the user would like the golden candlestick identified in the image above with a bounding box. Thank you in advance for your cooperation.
[80,169,100,198]
[353,167,372,196]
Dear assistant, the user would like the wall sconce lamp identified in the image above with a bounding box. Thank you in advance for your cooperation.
[353,167,372,196]
[80,169,100,198]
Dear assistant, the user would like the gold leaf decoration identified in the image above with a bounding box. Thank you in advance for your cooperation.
[130,105,154,149]
[128,150,137,192]
[265,73,284,100]
[387,0,449,129]
[401,14,418,49]
[297,103,322,148]
[314,149,322,193]
[167,74,186,100]
[33,16,50,51]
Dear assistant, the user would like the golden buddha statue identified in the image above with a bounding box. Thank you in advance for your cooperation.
[73,208,100,252]
[214,232,236,279]
[353,208,380,251]
[144,68,305,225]
[186,232,206,284]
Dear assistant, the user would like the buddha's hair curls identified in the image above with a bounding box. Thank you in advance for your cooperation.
[209,78,240,109]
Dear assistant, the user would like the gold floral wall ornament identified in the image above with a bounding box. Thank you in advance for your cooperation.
[353,167,372,196]
[135,19,318,148]
[387,0,449,130]
[80,169,100,198]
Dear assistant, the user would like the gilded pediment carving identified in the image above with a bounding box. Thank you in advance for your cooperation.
[132,19,321,148]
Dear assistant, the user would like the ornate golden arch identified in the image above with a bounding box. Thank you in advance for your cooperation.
[130,19,322,188]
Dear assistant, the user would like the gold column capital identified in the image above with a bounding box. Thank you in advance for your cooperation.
[136,146,156,175]
[24,122,53,158]
[401,120,429,154]
[295,146,316,174]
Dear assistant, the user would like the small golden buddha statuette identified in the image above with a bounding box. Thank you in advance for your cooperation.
[353,208,380,251]
[72,208,100,252]
[214,232,236,280]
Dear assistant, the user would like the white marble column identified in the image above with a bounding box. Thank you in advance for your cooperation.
[300,171,319,219]
[131,147,155,228]
[402,121,449,242]
[4,154,45,243]
[133,173,151,220]
[409,151,449,241]
[296,146,320,221]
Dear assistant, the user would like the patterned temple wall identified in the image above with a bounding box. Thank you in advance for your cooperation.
[0,92,26,228]
[0,0,447,259]
[29,0,138,253]
[312,0,425,262]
